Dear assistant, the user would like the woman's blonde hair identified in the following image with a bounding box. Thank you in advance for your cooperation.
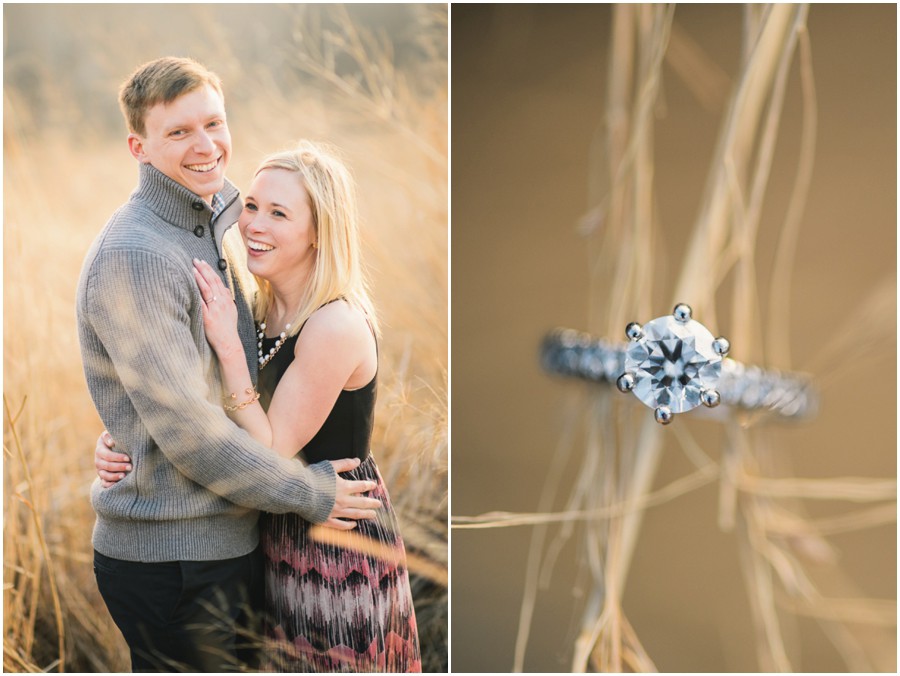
[251,140,379,337]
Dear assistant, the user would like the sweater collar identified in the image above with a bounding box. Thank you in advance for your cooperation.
[132,162,240,232]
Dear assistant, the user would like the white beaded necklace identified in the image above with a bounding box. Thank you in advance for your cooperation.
[257,321,292,370]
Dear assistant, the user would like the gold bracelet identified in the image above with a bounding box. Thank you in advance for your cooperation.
[223,387,260,412]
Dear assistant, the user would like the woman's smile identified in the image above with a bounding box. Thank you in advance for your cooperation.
[247,238,275,255]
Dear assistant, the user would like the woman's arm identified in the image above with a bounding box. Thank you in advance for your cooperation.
[264,303,376,458]
[193,260,376,459]
[193,259,275,447]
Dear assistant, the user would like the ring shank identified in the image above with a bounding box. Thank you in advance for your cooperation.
[541,328,817,421]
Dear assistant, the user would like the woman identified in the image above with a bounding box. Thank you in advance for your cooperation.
[99,141,420,672]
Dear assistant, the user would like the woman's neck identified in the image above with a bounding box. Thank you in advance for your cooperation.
[264,265,313,331]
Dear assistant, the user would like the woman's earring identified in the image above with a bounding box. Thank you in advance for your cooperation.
[312,241,319,250]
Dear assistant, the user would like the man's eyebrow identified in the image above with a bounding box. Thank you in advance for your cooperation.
[162,112,224,132]
[161,119,190,133]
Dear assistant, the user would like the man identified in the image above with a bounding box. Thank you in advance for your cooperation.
[77,56,380,672]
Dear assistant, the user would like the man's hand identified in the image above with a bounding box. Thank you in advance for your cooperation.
[323,458,382,530]
[95,431,132,488]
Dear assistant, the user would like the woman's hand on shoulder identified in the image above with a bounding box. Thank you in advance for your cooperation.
[193,259,244,362]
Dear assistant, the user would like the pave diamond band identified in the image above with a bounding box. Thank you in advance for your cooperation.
[541,305,817,424]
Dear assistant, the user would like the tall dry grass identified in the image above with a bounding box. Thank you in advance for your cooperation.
[4,5,446,672]
[453,4,895,672]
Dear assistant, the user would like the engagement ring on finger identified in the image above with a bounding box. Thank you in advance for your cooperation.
[541,303,817,424]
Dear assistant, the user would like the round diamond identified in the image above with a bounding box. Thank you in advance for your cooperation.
[624,315,722,413]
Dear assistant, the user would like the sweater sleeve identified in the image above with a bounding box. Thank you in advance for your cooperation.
[82,247,336,522]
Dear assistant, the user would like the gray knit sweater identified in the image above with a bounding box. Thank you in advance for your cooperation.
[77,163,336,562]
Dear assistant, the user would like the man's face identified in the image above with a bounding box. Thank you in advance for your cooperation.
[128,84,231,202]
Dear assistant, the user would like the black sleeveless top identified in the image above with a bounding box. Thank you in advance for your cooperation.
[257,323,376,464]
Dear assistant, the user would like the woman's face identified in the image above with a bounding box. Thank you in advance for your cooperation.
[238,168,317,283]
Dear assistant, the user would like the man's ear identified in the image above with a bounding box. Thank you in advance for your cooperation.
[127,134,148,162]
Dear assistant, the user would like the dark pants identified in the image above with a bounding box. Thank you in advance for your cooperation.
[94,548,264,673]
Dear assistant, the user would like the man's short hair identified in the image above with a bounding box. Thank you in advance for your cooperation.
[119,57,224,136]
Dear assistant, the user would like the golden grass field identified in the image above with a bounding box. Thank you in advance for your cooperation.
[4,5,446,672]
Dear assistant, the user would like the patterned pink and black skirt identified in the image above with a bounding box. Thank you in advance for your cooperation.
[259,455,421,672]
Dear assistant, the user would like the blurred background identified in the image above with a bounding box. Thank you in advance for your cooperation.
[452,4,895,673]
[4,4,446,672]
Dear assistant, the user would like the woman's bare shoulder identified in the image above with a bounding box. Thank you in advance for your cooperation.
[295,300,372,352]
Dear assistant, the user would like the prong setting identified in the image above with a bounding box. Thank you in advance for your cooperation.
[625,322,644,341]
[616,372,635,393]
[654,406,674,425]
[625,306,724,417]
[700,389,721,408]
[713,336,730,357]
[673,303,692,323]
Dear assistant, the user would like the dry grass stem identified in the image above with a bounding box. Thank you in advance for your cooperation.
[740,476,896,502]
[765,25,817,368]
[512,389,584,672]
[665,21,730,113]
[764,503,896,537]
[452,464,717,529]
[4,396,66,673]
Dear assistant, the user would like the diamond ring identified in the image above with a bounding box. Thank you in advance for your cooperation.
[541,304,817,424]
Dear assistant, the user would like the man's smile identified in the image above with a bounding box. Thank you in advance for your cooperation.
[184,158,221,173]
